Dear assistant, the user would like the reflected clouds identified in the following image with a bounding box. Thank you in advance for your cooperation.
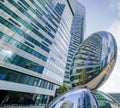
[70,31,117,89]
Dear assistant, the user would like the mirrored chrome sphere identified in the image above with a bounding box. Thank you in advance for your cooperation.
[47,88,120,108]
[70,31,117,90]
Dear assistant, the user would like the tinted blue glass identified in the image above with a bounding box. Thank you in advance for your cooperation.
[0,67,54,90]
[0,2,52,45]
[0,73,6,80]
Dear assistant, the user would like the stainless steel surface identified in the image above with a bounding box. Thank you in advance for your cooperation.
[47,88,99,108]
[47,31,118,108]
[95,90,120,108]
[70,31,117,90]
[47,88,120,108]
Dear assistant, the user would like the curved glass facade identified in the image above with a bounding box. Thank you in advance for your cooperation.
[70,31,117,89]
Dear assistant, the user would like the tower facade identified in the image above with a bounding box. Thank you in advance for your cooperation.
[64,0,85,87]
[0,0,73,106]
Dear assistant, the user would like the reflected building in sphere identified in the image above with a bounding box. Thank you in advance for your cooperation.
[110,93,120,103]
[47,88,120,108]
[47,31,119,108]
[70,31,117,90]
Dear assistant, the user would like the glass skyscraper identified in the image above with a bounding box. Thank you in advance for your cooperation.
[0,0,73,106]
[64,0,85,87]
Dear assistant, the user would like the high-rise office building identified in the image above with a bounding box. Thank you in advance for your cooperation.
[64,0,85,87]
[0,0,73,106]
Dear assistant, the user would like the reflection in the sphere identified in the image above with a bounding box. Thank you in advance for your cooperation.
[47,88,98,108]
[47,31,118,108]
[95,91,120,108]
[47,88,120,108]
[70,31,117,90]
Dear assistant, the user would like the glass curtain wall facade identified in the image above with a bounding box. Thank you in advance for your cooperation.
[0,0,73,106]
[64,0,85,87]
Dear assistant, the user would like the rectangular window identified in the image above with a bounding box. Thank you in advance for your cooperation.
[29,77,35,85]
[25,41,34,48]
[40,80,45,88]
[0,73,6,80]
[6,71,18,82]
[1,34,10,42]
[9,18,21,27]
[9,39,17,45]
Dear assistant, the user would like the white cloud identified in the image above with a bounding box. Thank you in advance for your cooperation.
[118,50,120,56]
[107,0,120,55]
[99,0,120,93]
[99,70,120,93]
[107,20,120,55]
[99,55,120,93]
[108,0,120,11]
[109,0,120,18]
[100,20,120,92]
[108,0,120,19]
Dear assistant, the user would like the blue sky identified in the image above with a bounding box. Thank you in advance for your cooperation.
[78,0,120,93]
